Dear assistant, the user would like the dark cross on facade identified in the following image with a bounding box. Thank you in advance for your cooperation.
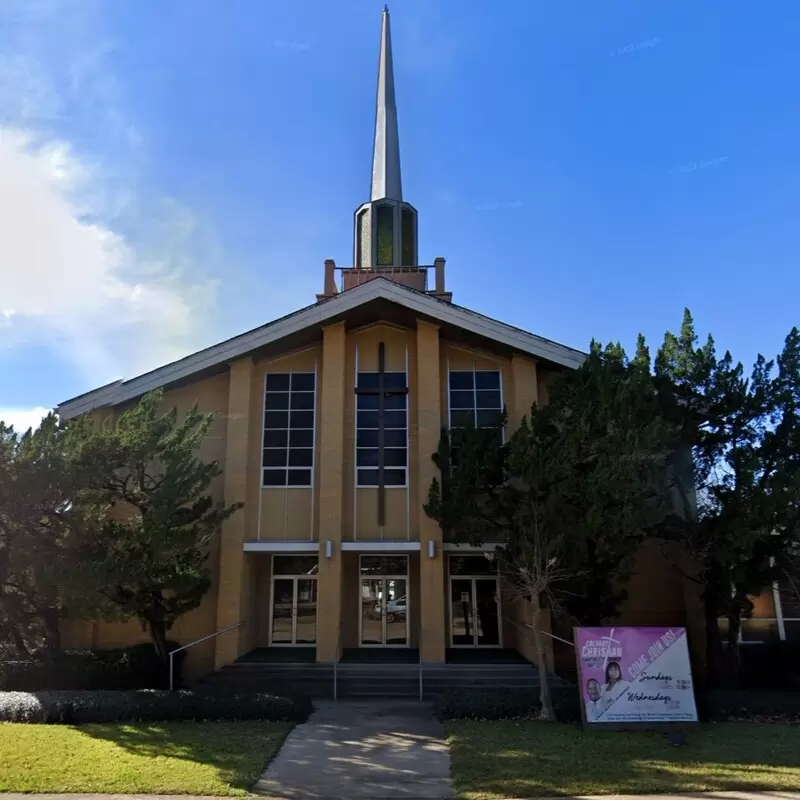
[354,341,408,526]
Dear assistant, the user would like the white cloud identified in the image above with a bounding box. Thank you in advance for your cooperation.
[0,1,220,387]
[0,406,50,434]
[0,129,217,382]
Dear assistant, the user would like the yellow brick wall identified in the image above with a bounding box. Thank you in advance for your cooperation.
[250,554,273,649]
[214,357,255,668]
[418,321,446,660]
[315,323,347,661]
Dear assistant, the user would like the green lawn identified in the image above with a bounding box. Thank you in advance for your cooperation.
[0,721,291,796]
[447,721,800,800]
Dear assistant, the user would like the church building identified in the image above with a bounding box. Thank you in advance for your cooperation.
[58,8,700,685]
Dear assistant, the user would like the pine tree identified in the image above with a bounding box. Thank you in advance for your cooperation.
[656,313,800,685]
[74,390,243,661]
[0,413,94,659]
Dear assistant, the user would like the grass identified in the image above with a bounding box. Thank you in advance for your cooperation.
[447,720,800,799]
[0,721,292,796]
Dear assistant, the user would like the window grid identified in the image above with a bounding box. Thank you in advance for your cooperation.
[262,371,316,488]
[356,370,408,488]
[447,369,505,460]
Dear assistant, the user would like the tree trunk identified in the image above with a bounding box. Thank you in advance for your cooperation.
[40,606,61,663]
[148,618,169,663]
[704,586,724,687]
[722,612,743,687]
[530,593,556,721]
[12,628,30,659]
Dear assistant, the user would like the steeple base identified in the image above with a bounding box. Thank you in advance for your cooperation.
[316,257,452,303]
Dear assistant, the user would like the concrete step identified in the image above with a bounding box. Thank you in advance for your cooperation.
[197,655,565,700]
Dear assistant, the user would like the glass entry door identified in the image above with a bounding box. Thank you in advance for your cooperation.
[270,576,318,646]
[450,577,501,647]
[360,577,408,646]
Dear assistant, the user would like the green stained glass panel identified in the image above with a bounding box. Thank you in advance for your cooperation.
[376,205,394,265]
[401,208,415,265]
[356,209,368,267]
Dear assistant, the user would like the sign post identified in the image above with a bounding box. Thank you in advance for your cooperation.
[574,626,698,730]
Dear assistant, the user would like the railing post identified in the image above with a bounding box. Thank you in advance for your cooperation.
[165,619,245,692]
[418,632,424,700]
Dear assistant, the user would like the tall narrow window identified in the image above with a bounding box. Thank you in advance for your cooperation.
[356,370,408,487]
[376,204,394,266]
[401,208,415,266]
[263,372,316,487]
[356,209,368,268]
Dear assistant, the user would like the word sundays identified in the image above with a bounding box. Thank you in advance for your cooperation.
[626,629,678,680]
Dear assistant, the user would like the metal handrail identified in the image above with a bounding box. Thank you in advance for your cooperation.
[167,620,245,691]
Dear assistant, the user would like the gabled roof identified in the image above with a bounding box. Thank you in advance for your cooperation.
[57,278,586,419]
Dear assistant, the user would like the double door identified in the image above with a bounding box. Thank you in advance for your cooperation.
[270,577,318,646]
[450,577,501,647]
[360,577,408,646]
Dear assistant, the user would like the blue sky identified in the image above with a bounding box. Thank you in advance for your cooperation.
[2,0,799,431]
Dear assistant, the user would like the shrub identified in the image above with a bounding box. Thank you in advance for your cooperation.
[433,687,580,722]
[0,643,187,691]
[740,641,800,691]
[0,689,313,724]
[700,689,800,721]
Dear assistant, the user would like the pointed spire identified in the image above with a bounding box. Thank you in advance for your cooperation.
[371,5,402,201]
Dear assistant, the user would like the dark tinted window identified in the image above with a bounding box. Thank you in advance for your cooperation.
[263,372,316,487]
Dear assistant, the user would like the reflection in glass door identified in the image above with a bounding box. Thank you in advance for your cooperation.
[295,579,318,644]
[450,577,501,647]
[271,578,295,644]
[361,578,383,645]
[360,577,408,646]
[270,576,318,646]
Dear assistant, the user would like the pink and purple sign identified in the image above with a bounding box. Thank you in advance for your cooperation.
[575,626,698,724]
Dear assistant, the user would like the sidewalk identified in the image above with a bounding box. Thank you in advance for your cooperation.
[251,699,453,799]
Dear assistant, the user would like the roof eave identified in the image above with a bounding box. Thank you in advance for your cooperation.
[57,278,586,420]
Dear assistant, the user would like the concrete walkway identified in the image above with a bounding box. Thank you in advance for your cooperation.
[251,700,453,799]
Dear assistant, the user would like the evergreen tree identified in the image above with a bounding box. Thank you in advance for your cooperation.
[0,413,95,659]
[74,390,243,661]
[656,312,800,684]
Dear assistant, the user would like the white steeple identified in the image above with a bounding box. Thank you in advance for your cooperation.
[353,6,418,270]
[371,5,402,202]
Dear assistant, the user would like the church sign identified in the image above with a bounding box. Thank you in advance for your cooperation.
[575,626,698,725]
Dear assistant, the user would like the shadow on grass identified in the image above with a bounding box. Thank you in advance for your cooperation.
[446,721,800,799]
[78,720,291,793]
